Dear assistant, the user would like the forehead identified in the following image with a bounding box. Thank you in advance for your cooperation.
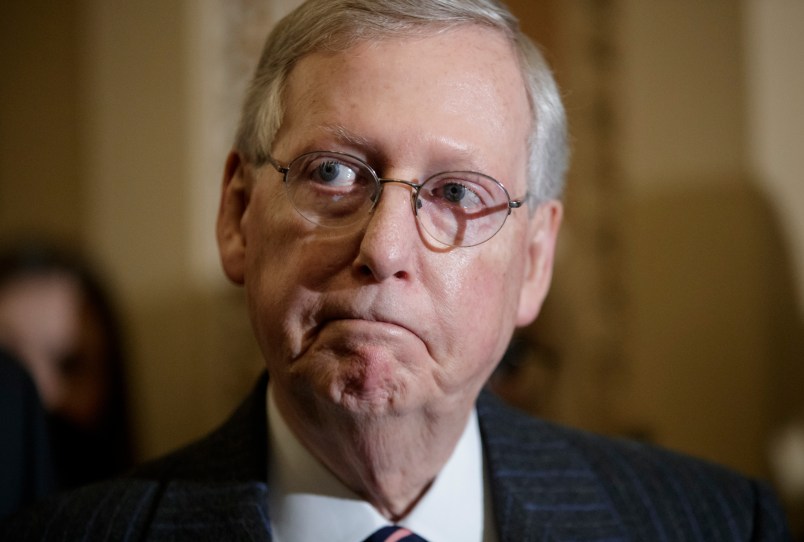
[0,274,81,343]
[275,26,531,184]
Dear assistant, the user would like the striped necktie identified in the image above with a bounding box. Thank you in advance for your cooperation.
[361,525,429,542]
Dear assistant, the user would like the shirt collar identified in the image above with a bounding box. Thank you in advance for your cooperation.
[266,383,488,542]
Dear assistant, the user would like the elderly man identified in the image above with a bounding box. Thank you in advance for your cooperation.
[1,0,791,540]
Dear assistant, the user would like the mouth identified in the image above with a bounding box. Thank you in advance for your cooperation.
[292,298,437,364]
[318,315,415,337]
[312,302,421,342]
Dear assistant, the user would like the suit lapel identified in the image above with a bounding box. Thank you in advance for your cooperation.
[477,391,627,542]
[146,480,272,541]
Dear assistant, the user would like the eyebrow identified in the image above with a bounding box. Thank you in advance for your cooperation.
[319,123,484,173]
[321,123,377,152]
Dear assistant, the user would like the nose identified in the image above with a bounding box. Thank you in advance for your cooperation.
[26,355,63,413]
[353,182,418,281]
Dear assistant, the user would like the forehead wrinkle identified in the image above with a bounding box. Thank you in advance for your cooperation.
[322,123,376,151]
[322,122,493,178]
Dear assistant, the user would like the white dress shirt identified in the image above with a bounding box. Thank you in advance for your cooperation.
[267,384,498,542]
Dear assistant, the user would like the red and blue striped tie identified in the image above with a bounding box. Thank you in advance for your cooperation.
[361,525,428,542]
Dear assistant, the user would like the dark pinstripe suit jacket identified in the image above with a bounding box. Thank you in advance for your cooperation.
[1,374,791,541]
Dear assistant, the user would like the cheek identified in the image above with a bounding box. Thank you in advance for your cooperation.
[459,241,525,324]
[431,250,523,380]
[241,194,358,358]
[469,268,519,351]
[241,194,302,355]
[243,235,312,362]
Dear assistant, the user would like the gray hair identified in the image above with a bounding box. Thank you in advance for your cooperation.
[234,0,568,201]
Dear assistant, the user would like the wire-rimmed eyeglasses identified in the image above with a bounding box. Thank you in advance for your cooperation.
[264,150,526,247]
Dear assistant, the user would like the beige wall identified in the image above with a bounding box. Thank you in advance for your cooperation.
[80,0,214,458]
[80,0,273,457]
[616,0,766,475]
[615,0,803,479]
[0,1,83,243]
[744,0,804,309]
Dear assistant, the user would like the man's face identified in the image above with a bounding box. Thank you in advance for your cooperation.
[218,26,560,422]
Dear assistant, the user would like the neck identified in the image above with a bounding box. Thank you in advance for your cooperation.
[273,388,472,520]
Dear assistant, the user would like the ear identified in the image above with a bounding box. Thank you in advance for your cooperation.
[515,200,563,326]
[216,151,250,285]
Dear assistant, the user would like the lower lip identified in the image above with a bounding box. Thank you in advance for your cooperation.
[313,319,422,359]
[321,318,410,337]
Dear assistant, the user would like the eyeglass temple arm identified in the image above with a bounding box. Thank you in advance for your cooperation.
[509,197,527,211]
[259,153,289,175]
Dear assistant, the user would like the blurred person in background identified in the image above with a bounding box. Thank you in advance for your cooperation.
[0,240,132,490]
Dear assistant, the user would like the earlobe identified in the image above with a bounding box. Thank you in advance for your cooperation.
[216,151,250,285]
[515,200,563,326]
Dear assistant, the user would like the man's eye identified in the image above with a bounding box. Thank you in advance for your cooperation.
[311,160,357,187]
[442,182,467,203]
[431,181,482,208]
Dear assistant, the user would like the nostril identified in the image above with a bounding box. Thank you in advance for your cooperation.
[356,264,408,281]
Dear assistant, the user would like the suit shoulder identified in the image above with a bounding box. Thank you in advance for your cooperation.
[1,378,270,541]
[133,375,268,484]
[477,391,792,540]
[0,477,160,541]
[479,389,752,487]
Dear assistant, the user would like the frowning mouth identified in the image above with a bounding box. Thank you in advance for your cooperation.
[310,303,424,344]
[300,298,431,355]
[317,317,414,337]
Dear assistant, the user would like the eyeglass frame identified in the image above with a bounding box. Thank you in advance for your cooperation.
[260,149,528,247]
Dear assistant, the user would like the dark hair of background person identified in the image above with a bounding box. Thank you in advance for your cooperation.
[0,240,133,490]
